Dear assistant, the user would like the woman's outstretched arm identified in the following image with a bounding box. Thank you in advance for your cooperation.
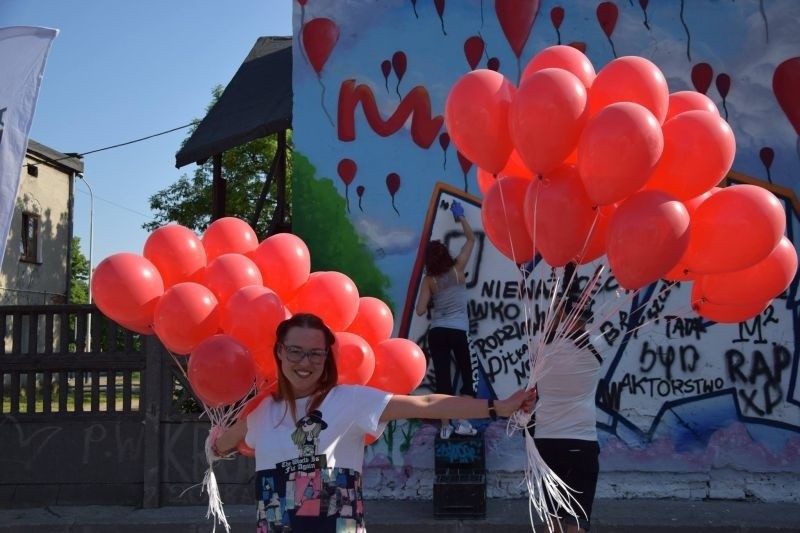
[379,387,536,423]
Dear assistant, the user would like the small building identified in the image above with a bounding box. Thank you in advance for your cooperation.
[0,139,83,305]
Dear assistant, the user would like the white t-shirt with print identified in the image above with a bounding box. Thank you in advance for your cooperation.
[246,384,392,533]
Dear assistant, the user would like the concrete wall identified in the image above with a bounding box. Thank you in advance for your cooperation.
[292,1,800,503]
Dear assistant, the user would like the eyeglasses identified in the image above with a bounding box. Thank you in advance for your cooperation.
[280,344,328,364]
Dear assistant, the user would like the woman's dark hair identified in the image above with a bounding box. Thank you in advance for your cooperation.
[424,240,455,276]
[273,313,338,422]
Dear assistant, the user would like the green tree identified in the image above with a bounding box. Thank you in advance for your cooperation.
[292,153,393,307]
[70,236,90,304]
[144,85,291,237]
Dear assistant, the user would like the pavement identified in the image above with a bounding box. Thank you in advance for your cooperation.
[1,498,799,532]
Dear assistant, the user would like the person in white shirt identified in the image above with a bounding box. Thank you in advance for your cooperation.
[215,313,536,532]
[530,281,602,533]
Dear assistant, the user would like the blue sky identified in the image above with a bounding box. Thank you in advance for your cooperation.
[1,0,291,267]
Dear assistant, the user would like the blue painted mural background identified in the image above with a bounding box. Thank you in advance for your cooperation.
[292,0,799,499]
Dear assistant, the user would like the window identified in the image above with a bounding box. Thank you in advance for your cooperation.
[20,212,41,263]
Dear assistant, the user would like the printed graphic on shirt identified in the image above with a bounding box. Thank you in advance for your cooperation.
[255,409,367,532]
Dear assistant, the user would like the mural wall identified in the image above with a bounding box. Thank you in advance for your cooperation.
[291,0,800,501]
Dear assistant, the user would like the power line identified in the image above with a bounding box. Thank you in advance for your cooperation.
[76,122,196,157]
[74,187,155,220]
[28,122,196,167]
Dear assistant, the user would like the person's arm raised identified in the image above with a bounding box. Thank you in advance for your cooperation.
[379,387,536,423]
[453,215,476,272]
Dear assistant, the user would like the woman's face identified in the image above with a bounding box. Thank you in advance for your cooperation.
[278,326,328,397]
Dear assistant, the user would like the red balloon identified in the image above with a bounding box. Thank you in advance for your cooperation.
[366,338,427,394]
[477,167,496,196]
[116,319,157,336]
[345,297,395,348]
[188,334,255,408]
[392,51,407,81]
[252,347,279,383]
[510,68,589,175]
[760,147,775,169]
[476,150,535,195]
[287,271,360,332]
[237,441,255,457]
[365,434,379,446]
[464,36,485,71]
[495,0,540,58]
[302,18,339,76]
[524,165,596,267]
[568,42,587,54]
[578,102,664,206]
[445,69,516,173]
[337,158,357,186]
[386,172,401,196]
[550,7,565,30]
[481,176,536,263]
[596,1,619,39]
[521,44,596,89]
[665,91,720,122]
[143,224,206,289]
[201,217,259,262]
[645,110,736,201]
[333,332,376,386]
[456,152,472,176]
[698,236,797,306]
[91,253,164,330]
[661,189,718,282]
[683,185,786,274]
[773,57,800,135]
[589,56,669,123]
[381,59,392,81]
[251,233,311,303]
[203,253,263,308]
[154,282,221,355]
[577,203,615,265]
[691,284,771,324]
[716,73,731,99]
[606,190,691,290]
[439,132,450,151]
[691,63,713,95]
[221,285,285,356]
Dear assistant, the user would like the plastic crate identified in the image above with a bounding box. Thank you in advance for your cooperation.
[434,433,485,473]
[433,470,486,519]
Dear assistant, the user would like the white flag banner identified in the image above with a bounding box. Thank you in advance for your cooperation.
[0,26,58,265]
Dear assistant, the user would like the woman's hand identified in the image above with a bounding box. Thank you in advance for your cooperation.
[496,387,537,417]
[213,417,248,457]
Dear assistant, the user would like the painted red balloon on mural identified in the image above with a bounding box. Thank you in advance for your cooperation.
[773,57,800,135]
[337,158,357,186]
[691,63,713,94]
[464,36,485,70]
[302,17,339,76]
[495,0,540,58]
[596,1,618,38]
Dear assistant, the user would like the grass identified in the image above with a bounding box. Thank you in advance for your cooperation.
[2,372,141,414]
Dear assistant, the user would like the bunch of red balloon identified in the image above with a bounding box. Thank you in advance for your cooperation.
[90,217,427,415]
[445,45,797,323]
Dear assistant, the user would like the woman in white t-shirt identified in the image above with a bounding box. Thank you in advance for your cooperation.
[530,282,603,533]
[215,313,535,533]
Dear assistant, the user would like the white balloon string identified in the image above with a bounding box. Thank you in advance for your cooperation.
[168,350,258,533]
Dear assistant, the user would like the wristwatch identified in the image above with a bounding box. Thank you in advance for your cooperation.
[488,398,498,421]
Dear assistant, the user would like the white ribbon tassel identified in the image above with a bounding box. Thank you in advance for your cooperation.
[202,425,231,533]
